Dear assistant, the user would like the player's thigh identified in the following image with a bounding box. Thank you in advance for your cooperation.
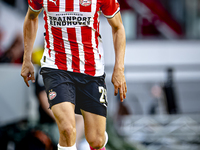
[81,109,106,140]
[76,73,108,117]
[51,102,76,130]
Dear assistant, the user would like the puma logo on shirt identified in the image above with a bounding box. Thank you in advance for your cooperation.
[49,0,57,6]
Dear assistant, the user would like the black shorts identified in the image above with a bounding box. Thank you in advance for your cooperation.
[40,68,107,117]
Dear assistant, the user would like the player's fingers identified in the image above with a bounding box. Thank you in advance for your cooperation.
[114,86,118,96]
[124,82,127,99]
[21,72,29,87]
[125,82,127,93]
[120,86,124,102]
[23,76,30,87]
[123,91,126,100]
[31,71,35,83]
[123,84,126,100]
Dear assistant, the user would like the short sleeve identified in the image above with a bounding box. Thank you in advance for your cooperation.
[101,0,120,18]
[28,0,43,12]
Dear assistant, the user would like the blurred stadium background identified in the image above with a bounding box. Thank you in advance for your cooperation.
[0,0,200,150]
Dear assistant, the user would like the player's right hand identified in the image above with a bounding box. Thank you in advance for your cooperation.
[21,61,35,87]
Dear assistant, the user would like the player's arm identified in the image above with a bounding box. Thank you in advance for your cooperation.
[107,12,127,102]
[21,7,41,87]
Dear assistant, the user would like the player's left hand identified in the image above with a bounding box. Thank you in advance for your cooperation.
[21,60,35,87]
[111,67,127,102]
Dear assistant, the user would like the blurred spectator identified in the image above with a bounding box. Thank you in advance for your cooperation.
[0,33,23,64]
[16,130,54,150]
[147,84,167,115]
[114,92,143,128]
[163,68,179,114]
[116,93,143,117]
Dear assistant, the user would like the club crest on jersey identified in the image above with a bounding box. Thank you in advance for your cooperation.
[49,91,57,100]
[80,0,91,6]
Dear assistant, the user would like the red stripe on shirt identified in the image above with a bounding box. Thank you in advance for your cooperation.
[51,27,67,70]
[44,10,51,57]
[66,0,74,11]
[67,28,80,73]
[93,6,100,58]
[47,0,59,12]
[81,26,95,76]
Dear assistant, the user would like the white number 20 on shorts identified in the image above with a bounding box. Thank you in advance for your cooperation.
[98,86,107,103]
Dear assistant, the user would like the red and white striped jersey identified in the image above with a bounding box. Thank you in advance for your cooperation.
[28,0,120,76]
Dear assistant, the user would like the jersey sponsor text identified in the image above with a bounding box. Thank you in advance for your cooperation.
[49,12,92,27]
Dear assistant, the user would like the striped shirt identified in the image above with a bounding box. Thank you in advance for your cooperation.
[28,0,120,76]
